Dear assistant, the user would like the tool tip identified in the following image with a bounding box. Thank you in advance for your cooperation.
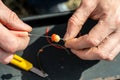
[30,67,48,78]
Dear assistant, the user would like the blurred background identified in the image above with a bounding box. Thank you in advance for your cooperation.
[2,0,81,18]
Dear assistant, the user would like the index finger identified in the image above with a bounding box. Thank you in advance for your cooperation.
[64,0,97,40]
[0,1,32,32]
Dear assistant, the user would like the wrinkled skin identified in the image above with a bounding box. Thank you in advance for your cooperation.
[64,0,120,60]
[0,1,32,64]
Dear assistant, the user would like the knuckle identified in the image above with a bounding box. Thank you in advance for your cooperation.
[68,17,75,25]
[97,50,114,61]
[8,11,18,24]
[106,54,114,61]
[85,35,100,46]
[97,51,108,60]
[69,15,81,26]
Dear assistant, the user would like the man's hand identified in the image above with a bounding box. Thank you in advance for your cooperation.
[0,1,32,64]
[64,0,120,60]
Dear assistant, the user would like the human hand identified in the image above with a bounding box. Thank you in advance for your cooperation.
[0,1,32,64]
[64,0,120,60]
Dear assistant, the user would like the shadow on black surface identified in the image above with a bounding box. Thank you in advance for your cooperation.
[21,19,99,80]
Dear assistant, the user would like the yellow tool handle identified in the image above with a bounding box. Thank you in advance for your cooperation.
[10,54,33,71]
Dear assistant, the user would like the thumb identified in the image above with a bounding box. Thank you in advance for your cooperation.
[0,1,32,32]
[64,0,97,40]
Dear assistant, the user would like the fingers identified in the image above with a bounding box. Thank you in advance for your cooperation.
[65,20,116,49]
[0,31,29,64]
[71,32,120,60]
[64,0,97,40]
[16,33,30,51]
[10,30,30,51]
[97,31,120,54]
[0,1,31,64]
[0,48,13,64]
[71,48,98,60]
[10,31,29,37]
[0,23,30,53]
[96,31,120,60]
[0,23,17,52]
[0,1,32,32]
